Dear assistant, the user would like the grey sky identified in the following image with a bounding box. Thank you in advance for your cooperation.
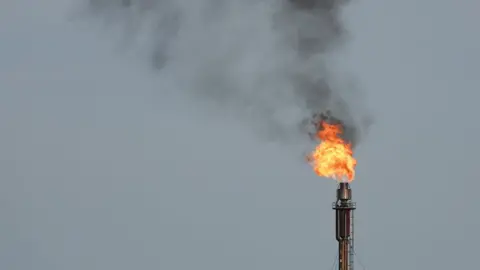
[1,0,479,270]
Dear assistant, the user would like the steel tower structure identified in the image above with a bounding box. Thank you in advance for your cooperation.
[333,182,355,270]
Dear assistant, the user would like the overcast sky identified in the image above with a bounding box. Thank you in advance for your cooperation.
[2,0,480,270]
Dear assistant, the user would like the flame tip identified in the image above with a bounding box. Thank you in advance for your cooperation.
[307,121,356,182]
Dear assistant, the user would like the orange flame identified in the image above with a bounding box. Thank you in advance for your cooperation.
[306,121,356,182]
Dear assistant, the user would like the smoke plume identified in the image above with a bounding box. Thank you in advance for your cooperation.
[83,0,372,147]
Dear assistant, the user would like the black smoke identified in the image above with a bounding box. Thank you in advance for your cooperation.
[83,0,372,147]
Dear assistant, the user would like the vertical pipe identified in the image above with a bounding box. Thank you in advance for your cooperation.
[334,183,355,270]
[349,210,354,270]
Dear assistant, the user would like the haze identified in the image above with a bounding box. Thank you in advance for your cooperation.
[1,0,479,269]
